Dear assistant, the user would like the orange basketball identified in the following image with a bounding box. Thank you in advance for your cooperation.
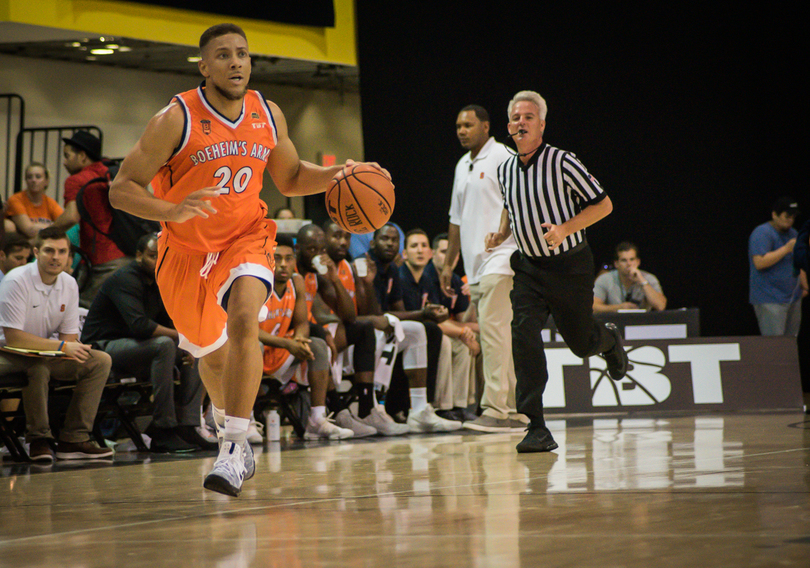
[325,164,395,234]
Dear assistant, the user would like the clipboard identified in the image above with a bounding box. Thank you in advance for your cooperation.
[0,346,66,358]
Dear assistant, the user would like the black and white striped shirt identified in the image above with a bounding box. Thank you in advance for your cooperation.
[497,143,606,258]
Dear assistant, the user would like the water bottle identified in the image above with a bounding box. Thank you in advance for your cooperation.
[265,409,281,441]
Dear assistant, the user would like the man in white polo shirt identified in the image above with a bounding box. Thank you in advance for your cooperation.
[440,104,524,433]
[0,226,112,462]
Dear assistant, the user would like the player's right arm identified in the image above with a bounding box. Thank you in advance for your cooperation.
[109,102,220,222]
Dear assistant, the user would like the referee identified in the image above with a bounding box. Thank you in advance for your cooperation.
[485,90,629,453]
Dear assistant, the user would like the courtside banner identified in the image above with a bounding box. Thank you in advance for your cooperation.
[542,336,801,413]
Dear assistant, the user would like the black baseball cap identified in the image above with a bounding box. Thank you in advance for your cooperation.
[771,196,800,216]
[62,130,101,162]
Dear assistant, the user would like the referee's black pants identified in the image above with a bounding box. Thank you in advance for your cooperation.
[510,246,616,426]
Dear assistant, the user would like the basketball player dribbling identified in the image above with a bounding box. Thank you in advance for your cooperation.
[109,23,390,497]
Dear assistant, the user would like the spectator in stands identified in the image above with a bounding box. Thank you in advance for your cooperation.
[298,223,380,437]
[749,196,802,336]
[0,226,112,462]
[81,233,214,452]
[273,207,296,220]
[53,130,129,305]
[400,229,479,422]
[5,162,64,239]
[361,223,462,433]
[440,103,525,434]
[259,235,353,440]
[0,233,32,283]
[593,242,667,312]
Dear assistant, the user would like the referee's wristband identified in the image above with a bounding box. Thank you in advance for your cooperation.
[58,341,66,352]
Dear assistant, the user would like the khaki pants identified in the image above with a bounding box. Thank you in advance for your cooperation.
[0,350,112,443]
[434,335,475,410]
[469,273,517,420]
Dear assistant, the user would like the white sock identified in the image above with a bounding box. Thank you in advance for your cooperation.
[212,405,227,430]
[409,387,428,413]
[223,416,250,446]
[310,406,327,425]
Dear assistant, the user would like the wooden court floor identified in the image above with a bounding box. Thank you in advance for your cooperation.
[1,412,809,567]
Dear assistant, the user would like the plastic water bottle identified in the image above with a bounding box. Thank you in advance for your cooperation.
[265,409,281,441]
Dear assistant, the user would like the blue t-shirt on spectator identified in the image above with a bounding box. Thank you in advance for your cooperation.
[749,221,799,304]
[349,223,405,260]
[399,262,469,316]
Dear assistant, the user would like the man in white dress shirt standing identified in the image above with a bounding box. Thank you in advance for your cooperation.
[440,105,525,432]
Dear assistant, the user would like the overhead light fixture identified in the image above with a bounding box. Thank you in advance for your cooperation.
[118,46,132,52]
[69,42,81,48]
[90,48,115,55]
[106,44,120,50]
[187,56,201,62]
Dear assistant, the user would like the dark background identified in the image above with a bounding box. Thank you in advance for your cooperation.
[354,3,805,337]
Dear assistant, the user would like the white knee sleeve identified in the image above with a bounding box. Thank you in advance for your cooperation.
[399,320,427,370]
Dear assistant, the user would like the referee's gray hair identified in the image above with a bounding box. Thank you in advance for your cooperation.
[507,91,547,120]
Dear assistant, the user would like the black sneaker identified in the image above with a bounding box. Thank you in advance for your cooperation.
[175,425,219,451]
[602,323,629,381]
[516,425,558,453]
[435,409,463,422]
[146,427,198,453]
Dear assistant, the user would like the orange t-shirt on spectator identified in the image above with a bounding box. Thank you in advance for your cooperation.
[5,192,63,226]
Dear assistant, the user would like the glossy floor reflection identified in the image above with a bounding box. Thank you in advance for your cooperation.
[1,413,809,567]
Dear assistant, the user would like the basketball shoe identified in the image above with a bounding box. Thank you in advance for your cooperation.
[407,404,463,433]
[204,441,247,497]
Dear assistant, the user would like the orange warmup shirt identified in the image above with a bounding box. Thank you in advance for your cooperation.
[260,279,297,376]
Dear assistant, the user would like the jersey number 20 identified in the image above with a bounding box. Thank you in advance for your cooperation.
[214,165,253,194]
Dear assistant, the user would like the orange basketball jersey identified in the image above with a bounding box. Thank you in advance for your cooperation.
[303,272,318,324]
[336,259,357,310]
[152,85,278,253]
[260,278,297,375]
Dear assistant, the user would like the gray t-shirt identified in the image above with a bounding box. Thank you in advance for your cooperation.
[594,270,663,310]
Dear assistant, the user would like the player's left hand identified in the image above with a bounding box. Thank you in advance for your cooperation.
[540,223,567,251]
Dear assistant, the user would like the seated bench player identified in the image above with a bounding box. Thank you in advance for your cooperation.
[324,219,421,436]
[259,235,353,440]
[297,224,388,436]
[361,223,462,433]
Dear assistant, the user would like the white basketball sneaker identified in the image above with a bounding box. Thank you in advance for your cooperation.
[335,409,377,438]
[407,404,463,433]
[203,441,247,497]
[304,417,355,440]
[360,406,410,436]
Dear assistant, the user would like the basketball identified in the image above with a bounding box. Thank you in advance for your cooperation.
[325,163,395,234]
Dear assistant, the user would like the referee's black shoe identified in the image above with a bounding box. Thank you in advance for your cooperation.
[603,323,629,381]
[516,424,559,453]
